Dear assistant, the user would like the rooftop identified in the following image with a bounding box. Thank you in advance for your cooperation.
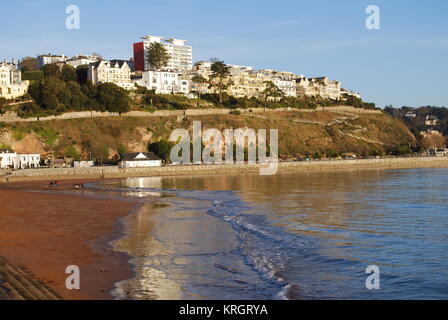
[121,152,161,162]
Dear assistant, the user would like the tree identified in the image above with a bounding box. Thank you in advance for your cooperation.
[19,57,39,71]
[96,83,131,115]
[209,61,232,104]
[191,75,208,104]
[76,65,89,85]
[421,133,446,152]
[92,144,109,165]
[117,144,127,159]
[61,65,77,82]
[262,81,285,102]
[64,146,80,160]
[146,42,170,70]
[66,81,88,110]
[17,101,48,119]
[38,77,67,115]
[148,139,175,163]
[42,63,61,78]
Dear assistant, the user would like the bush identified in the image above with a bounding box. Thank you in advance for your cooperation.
[393,145,413,156]
[12,127,27,141]
[64,145,80,160]
[148,139,175,162]
[229,110,241,115]
[327,150,340,159]
[117,144,127,159]
[35,127,59,147]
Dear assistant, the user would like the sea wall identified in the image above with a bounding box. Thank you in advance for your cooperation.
[0,106,381,123]
[4,157,448,182]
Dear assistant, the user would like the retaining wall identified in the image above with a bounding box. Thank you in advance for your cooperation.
[0,106,382,123]
[5,157,448,182]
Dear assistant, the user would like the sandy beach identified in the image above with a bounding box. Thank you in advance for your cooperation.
[0,180,140,300]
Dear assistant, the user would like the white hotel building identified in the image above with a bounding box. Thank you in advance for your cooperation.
[134,70,189,95]
[37,54,67,68]
[66,54,101,68]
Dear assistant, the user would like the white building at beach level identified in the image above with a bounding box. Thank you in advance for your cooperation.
[119,152,162,168]
[0,149,40,169]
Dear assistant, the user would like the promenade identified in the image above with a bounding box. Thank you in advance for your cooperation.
[3,156,448,182]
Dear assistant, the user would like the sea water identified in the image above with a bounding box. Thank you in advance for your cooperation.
[99,168,448,300]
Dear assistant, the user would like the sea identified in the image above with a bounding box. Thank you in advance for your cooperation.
[94,168,448,300]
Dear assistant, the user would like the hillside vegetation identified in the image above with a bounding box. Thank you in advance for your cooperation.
[0,110,416,162]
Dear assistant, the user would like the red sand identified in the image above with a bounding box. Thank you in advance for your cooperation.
[0,180,139,300]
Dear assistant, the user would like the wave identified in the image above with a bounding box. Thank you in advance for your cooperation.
[89,180,306,300]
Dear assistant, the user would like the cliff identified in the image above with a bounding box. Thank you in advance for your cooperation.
[0,108,416,160]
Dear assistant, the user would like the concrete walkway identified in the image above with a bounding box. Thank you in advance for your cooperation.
[0,256,62,300]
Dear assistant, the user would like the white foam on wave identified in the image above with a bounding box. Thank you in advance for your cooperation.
[206,198,306,300]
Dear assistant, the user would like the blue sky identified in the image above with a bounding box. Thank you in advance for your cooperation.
[1,0,447,108]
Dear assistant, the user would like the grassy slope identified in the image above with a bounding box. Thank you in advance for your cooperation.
[1,110,416,159]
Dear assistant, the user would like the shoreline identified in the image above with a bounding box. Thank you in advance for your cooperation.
[3,156,448,182]
[0,180,145,300]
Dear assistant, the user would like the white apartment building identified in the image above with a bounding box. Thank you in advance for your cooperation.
[88,60,134,90]
[341,88,361,100]
[191,61,362,102]
[0,149,40,169]
[66,54,101,68]
[191,62,298,99]
[296,77,342,100]
[0,59,29,100]
[37,54,67,69]
[193,61,253,78]
[255,70,297,97]
[134,35,193,72]
[135,70,189,95]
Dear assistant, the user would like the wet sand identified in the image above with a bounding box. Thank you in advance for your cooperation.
[0,180,141,300]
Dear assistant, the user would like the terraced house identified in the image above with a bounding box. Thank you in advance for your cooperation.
[88,60,134,90]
